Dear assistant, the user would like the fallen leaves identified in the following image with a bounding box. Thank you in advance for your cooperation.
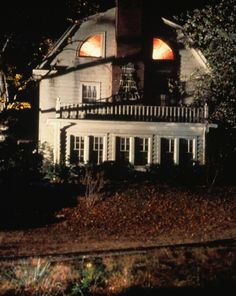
[0,183,235,257]
[54,183,236,244]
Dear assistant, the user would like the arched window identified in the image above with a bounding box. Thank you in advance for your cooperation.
[152,38,174,60]
[79,34,103,58]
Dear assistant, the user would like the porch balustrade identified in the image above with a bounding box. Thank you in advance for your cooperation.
[56,102,208,123]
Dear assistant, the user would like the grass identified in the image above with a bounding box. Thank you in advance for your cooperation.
[0,240,235,296]
[0,177,235,295]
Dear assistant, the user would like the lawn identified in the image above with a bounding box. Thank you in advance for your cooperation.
[0,180,235,295]
[0,181,235,257]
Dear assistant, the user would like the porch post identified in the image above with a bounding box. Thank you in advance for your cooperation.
[84,136,90,163]
[193,138,198,162]
[148,137,152,164]
[111,135,116,161]
[53,122,61,164]
[174,138,179,165]
[157,136,161,164]
[129,137,135,165]
[103,135,108,162]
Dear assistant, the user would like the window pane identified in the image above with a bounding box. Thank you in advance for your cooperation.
[135,137,148,165]
[91,137,103,164]
[118,137,130,163]
[179,138,194,165]
[79,34,102,58]
[73,136,84,163]
[152,38,174,60]
[161,138,174,165]
[82,84,98,103]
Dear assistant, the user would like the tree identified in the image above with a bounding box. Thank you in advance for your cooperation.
[179,0,236,187]
[180,0,236,127]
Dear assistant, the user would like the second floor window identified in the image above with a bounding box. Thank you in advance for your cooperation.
[79,34,103,58]
[152,38,174,60]
[81,82,101,103]
[82,84,97,103]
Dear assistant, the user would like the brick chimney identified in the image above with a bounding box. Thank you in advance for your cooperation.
[115,0,143,57]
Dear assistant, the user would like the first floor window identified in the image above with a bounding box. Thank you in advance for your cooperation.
[70,136,84,164]
[135,137,149,165]
[117,137,130,163]
[179,138,194,165]
[161,138,174,165]
[90,136,103,164]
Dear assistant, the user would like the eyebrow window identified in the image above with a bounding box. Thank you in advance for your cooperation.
[152,38,174,60]
[79,34,103,58]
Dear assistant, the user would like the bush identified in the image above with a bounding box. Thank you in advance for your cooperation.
[147,164,207,187]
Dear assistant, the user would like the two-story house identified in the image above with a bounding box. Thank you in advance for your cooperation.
[33,0,216,169]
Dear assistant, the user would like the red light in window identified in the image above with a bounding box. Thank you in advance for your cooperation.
[79,34,102,58]
[152,38,174,60]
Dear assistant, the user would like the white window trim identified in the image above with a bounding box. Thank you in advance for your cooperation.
[178,137,198,164]
[120,137,130,152]
[112,135,153,165]
[93,136,104,164]
[74,136,85,162]
[79,81,101,104]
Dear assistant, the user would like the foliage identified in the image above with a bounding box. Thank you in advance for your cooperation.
[42,162,71,183]
[176,0,236,190]
[1,259,52,296]
[0,138,42,184]
[146,164,207,187]
[1,245,235,295]
[179,0,236,127]
[70,259,107,296]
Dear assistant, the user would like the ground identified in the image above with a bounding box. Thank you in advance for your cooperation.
[0,181,235,259]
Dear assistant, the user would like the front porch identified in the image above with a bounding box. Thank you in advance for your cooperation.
[47,118,212,167]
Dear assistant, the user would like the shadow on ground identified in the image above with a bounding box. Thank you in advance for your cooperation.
[115,285,235,296]
[0,181,83,230]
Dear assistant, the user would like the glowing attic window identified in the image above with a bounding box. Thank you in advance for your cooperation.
[79,34,103,58]
[152,38,174,60]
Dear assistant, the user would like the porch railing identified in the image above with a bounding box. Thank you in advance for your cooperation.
[56,102,208,123]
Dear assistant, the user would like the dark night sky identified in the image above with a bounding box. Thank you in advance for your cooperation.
[1,0,215,37]
[0,0,216,71]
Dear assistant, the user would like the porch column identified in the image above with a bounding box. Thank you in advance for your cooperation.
[129,137,135,165]
[174,138,179,165]
[53,122,61,164]
[193,137,198,162]
[84,136,90,163]
[156,137,161,164]
[148,137,152,164]
[111,135,116,161]
[65,132,70,165]
[103,135,108,162]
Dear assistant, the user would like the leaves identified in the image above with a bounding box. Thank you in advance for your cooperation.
[180,0,236,127]
[55,182,236,245]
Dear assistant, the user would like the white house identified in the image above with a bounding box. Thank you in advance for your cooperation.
[33,0,216,169]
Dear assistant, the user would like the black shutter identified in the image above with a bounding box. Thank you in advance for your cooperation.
[70,135,76,164]
[116,137,120,162]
